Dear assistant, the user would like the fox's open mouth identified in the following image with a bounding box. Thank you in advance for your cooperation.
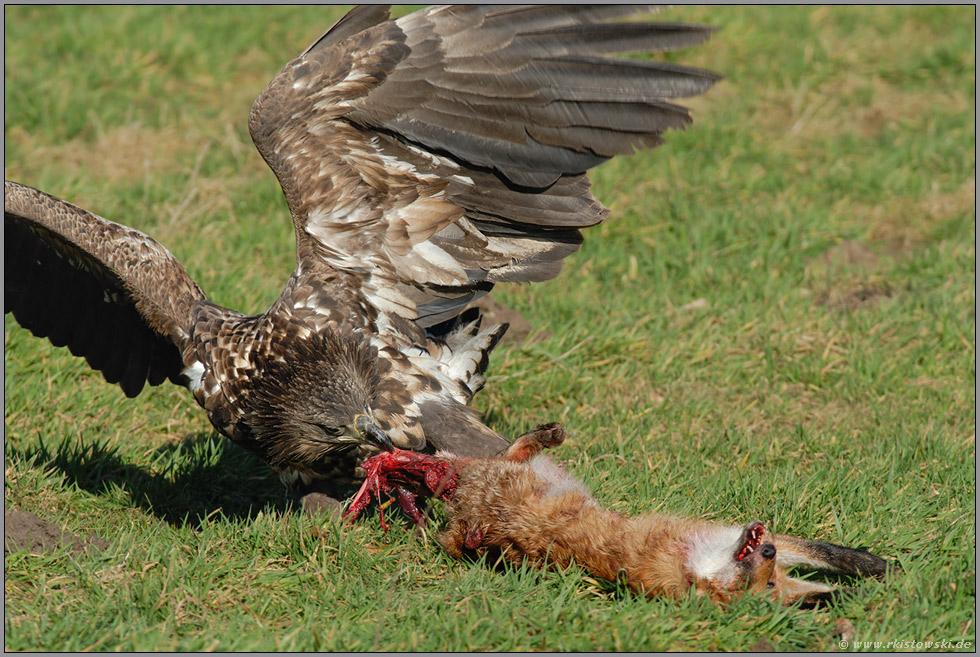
[735,522,766,561]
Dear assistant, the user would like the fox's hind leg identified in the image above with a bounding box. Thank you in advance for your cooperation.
[499,422,566,462]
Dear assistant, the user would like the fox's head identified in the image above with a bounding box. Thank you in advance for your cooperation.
[685,520,889,607]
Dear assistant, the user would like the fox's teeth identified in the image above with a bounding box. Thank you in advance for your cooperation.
[746,545,754,554]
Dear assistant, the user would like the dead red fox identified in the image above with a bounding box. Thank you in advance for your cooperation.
[345,423,892,607]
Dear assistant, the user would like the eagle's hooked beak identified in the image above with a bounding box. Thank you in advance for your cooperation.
[355,414,394,452]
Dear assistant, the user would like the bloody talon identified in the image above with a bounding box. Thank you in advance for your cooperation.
[343,448,460,528]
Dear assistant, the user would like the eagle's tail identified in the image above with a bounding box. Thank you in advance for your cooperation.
[426,309,508,403]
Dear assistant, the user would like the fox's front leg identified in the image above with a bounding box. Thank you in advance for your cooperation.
[440,517,486,559]
[439,517,466,559]
[500,422,566,461]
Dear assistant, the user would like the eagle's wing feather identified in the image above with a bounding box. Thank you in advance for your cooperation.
[248,5,717,331]
[4,181,207,397]
[352,6,718,187]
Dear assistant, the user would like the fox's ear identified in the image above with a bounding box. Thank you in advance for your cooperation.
[773,535,891,578]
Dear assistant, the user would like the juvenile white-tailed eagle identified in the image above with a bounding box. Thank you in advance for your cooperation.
[5,5,717,507]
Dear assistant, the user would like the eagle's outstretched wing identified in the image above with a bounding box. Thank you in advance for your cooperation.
[248,4,718,332]
[4,180,208,397]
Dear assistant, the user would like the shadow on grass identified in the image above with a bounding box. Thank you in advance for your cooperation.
[11,432,288,528]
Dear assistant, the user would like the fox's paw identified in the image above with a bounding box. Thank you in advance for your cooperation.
[503,422,566,461]
[438,521,467,559]
[526,422,565,448]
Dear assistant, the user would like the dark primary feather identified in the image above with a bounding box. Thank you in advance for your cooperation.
[346,5,718,186]
[5,182,205,397]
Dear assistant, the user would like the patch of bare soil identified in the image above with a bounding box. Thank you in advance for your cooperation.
[807,240,894,311]
[817,281,894,311]
[4,509,109,556]
[6,123,183,187]
[749,638,777,652]
[853,178,975,253]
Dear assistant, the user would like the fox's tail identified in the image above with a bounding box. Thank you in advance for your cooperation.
[773,534,892,578]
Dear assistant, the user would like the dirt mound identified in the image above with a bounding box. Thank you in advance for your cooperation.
[4,509,110,556]
[807,240,895,311]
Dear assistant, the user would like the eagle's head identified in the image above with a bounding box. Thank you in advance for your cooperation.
[233,327,393,477]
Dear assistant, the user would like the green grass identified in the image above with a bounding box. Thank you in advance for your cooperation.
[4,5,975,652]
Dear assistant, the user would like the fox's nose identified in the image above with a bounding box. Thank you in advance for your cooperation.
[760,543,776,560]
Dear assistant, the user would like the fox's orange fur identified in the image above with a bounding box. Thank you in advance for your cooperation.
[349,423,892,606]
[437,424,890,606]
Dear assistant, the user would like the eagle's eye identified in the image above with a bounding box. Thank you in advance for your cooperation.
[314,423,344,438]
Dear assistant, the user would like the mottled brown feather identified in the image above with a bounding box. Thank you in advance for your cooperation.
[249,4,717,327]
